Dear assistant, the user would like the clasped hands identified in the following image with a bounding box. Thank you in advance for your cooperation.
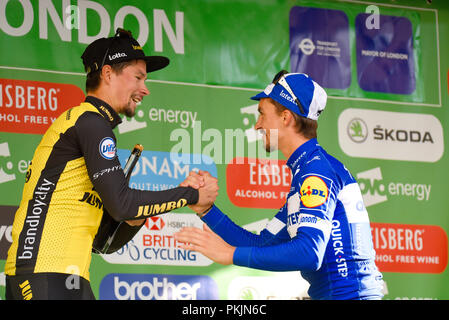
[175,170,235,265]
[179,170,219,216]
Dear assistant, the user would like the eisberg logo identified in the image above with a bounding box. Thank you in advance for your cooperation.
[338,108,444,162]
[99,137,116,160]
[99,273,219,300]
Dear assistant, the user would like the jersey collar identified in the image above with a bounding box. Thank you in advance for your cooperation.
[287,138,319,172]
[85,96,122,129]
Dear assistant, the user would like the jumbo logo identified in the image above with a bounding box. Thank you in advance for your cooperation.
[300,175,328,208]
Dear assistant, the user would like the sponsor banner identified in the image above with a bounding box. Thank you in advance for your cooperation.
[289,6,351,90]
[227,273,310,300]
[0,205,16,259]
[356,167,431,207]
[226,157,291,209]
[99,273,219,300]
[117,149,217,191]
[371,223,448,273]
[101,213,213,266]
[338,108,444,162]
[355,14,415,94]
[0,78,85,134]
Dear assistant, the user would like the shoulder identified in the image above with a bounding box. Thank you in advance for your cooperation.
[298,148,337,181]
[294,148,352,197]
[72,104,111,130]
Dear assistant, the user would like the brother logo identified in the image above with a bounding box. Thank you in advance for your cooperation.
[99,273,219,300]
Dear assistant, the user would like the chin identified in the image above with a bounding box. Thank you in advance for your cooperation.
[122,103,136,117]
[124,109,135,117]
[264,142,278,153]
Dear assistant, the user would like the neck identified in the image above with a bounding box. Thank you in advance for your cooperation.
[279,133,310,160]
[87,88,119,114]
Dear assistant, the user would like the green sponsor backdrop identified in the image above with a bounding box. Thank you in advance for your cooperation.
[1,0,449,300]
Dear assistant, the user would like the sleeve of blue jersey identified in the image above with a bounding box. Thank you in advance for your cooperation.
[201,205,283,247]
[233,225,328,271]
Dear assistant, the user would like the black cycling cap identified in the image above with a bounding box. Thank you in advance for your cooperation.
[81,28,169,75]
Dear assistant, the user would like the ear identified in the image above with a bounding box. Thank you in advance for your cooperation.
[100,65,113,84]
[282,109,294,126]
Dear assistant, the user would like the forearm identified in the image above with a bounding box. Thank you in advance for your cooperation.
[98,180,199,221]
[201,205,277,247]
[233,227,327,272]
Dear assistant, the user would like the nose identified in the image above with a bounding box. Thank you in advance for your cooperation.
[141,84,150,96]
[254,115,262,130]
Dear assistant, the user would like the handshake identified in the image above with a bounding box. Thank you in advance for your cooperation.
[180,170,219,217]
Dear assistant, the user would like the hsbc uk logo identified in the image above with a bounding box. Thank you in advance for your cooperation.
[356,167,431,207]
[145,216,165,230]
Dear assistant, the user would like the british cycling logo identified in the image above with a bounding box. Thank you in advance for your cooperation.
[99,273,219,300]
[100,213,213,266]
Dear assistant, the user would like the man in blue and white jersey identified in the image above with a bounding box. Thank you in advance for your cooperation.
[175,71,384,300]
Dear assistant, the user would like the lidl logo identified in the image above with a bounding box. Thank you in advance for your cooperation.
[300,176,328,208]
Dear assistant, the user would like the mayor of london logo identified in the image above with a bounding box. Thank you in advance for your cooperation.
[347,118,368,143]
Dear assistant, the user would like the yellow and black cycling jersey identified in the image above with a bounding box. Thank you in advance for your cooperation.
[5,96,198,280]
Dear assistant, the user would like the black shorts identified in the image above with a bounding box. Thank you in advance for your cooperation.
[5,272,96,300]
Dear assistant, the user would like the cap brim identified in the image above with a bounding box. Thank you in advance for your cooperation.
[250,91,268,101]
[143,56,170,72]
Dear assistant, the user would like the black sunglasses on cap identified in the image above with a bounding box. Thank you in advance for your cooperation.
[272,70,306,115]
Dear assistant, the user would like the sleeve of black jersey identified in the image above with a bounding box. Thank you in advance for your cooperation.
[75,111,199,221]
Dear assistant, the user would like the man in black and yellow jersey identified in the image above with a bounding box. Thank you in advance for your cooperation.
[4,28,218,300]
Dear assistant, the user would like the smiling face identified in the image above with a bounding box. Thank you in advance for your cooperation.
[108,59,149,117]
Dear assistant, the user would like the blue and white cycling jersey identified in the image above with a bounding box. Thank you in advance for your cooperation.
[202,138,384,300]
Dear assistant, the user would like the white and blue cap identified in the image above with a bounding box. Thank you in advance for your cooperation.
[251,71,327,120]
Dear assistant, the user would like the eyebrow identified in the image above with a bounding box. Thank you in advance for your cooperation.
[136,70,147,78]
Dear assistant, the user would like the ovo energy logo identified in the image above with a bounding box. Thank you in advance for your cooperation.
[0,142,15,184]
[356,167,431,207]
[300,176,328,208]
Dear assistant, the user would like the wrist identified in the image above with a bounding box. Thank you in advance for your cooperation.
[196,204,214,218]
